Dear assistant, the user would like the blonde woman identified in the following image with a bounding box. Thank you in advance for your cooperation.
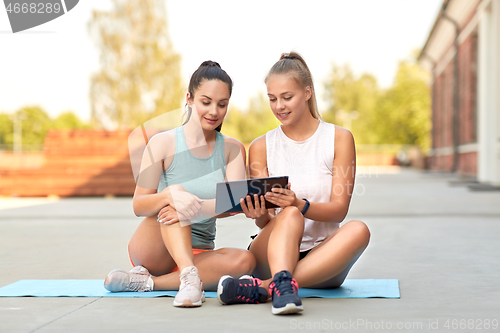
[218,52,370,315]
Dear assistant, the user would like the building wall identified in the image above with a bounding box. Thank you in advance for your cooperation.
[477,0,500,185]
[458,32,478,146]
[458,151,477,175]
[422,0,500,184]
[429,4,479,176]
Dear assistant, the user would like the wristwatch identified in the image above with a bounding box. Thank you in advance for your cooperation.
[301,198,310,215]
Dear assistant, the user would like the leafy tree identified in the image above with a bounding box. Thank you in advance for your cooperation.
[221,105,247,143]
[0,107,52,149]
[323,57,431,150]
[0,113,13,146]
[88,0,182,129]
[19,107,52,147]
[222,93,280,144]
[372,60,431,150]
[323,64,379,144]
[0,109,92,151]
[52,112,90,129]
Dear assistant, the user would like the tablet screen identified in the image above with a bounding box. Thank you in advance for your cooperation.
[215,176,289,214]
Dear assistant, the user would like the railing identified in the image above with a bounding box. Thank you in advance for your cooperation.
[0,130,136,197]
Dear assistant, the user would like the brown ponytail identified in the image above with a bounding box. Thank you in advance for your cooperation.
[265,52,322,120]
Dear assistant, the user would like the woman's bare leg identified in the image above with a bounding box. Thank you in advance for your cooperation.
[152,248,256,291]
[159,222,194,273]
[128,216,177,275]
[250,216,370,290]
[249,206,305,289]
[294,220,370,288]
[127,216,256,291]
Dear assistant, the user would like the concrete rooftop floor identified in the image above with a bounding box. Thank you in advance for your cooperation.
[1,168,499,332]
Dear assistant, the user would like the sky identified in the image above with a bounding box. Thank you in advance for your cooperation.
[0,0,442,123]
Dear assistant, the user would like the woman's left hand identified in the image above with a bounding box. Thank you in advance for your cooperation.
[264,182,299,208]
[157,205,190,225]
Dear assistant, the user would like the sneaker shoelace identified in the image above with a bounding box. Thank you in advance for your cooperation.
[236,278,263,303]
[269,275,299,297]
[128,271,150,292]
[179,268,199,291]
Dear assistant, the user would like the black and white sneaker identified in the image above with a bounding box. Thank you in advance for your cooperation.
[217,275,268,304]
[269,270,303,315]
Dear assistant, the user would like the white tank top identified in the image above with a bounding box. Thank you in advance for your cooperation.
[266,121,339,251]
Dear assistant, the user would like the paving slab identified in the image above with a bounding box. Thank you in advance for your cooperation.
[1,168,499,332]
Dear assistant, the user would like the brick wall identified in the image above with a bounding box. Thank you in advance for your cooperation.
[458,32,478,145]
[430,28,478,175]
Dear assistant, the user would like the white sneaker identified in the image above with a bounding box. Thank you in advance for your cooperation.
[104,266,154,292]
[173,266,205,307]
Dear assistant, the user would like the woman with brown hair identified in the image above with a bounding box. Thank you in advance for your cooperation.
[104,61,256,308]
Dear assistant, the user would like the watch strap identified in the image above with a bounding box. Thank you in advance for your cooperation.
[301,198,310,215]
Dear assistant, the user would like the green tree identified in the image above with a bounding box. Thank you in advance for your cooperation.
[19,107,52,147]
[1,106,52,149]
[52,112,90,130]
[88,0,182,129]
[221,105,247,143]
[323,57,431,150]
[223,93,280,144]
[0,113,13,146]
[372,60,431,149]
[323,64,379,144]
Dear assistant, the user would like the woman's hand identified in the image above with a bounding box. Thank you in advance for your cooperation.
[264,182,299,208]
[240,194,268,219]
[162,185,203,220]
[157,205,190,225]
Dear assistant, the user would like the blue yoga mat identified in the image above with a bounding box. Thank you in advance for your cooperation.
[0,279,399,298]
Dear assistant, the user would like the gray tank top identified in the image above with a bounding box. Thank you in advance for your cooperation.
[157,126,226,249]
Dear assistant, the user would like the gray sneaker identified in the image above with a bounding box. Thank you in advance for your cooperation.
[173,266,205,307]
[104,266,154,292]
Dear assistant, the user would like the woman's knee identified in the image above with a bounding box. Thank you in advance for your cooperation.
[234,250,257,273]
[220,248,256,274]
[345,220,370,249]
[276,206,304,228]
[281,205,302,218]
[327,274,346,289]
[130,248,173,276]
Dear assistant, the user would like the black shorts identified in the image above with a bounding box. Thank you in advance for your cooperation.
[248,234,312,261]
[298,248,312,260]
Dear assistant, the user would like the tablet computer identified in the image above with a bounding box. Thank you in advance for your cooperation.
[215,176,289,214]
